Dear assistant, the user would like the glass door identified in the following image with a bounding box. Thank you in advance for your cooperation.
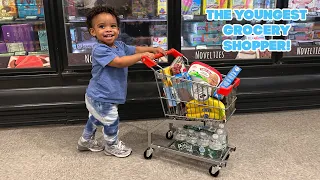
[62,0,168,67]
[0,0,52,71]
[281,0,320,61]
[180,0,277,63]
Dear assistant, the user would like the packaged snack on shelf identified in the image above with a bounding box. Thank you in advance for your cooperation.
[253,0,264,8]
[202,0,219,11]
[0,0,17,18]
[213,65,242,100]
[2,24,35,52]
[157,0,167,16]
[38,30,48,51]
[6,43,25,53]
[289,23,314,32]
[182,0,192,15]
[288,0,316,12]
[229,0,248,9]
[314,30,320,39]
[152,37,167,50]
[17,4,44,18]
[288,32,314,41]
[149,25,167,36]
[132,0,156,18]
[16,0,37,5]
[186,33,222,46]
[0,42,7,53]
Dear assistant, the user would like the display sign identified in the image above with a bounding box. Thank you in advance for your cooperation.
[284,45,320,57]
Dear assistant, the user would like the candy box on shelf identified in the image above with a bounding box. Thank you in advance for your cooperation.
[17,4,44,18]
[0,0,17,18]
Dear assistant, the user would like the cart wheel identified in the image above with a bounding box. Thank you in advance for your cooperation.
[166,130,174,140]
[209,166,220,177]
[144,148,153,160]
[231,147,236,152]
[225,154,230,160]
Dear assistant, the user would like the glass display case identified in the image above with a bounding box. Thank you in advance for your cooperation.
[62,0,169,67]
[0,0,50,70]
[180,0,276,62]
[283,0,320,58]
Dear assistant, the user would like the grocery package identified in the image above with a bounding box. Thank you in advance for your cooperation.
[173,122,228,159]
[288,0,317,12]
[0,0,17,19]
[186,97,226,120]
[229,0,253,9]
[188,61,222,87]
[182,0,201,15]
[132,0,156,18]
[157,0,167,16]
[16,0,44,18]
[213,65,242,100]
[2,24,35,52]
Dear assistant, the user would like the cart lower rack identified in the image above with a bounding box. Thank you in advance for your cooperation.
[141,48,240,177]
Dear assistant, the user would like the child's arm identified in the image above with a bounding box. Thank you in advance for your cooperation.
[136,46,166,55]
[108,52,154,68]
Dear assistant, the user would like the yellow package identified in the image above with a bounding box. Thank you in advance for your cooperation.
[202,0,219,15]
[157,0,167,16]
[186,97,226,119]
[160,66,172,87]
[229,0,246,9]
[186,112,225,120]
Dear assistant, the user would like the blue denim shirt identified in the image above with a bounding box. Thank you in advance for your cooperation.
[86,41,136,104]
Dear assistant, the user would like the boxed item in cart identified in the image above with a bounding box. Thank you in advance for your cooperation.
[157,0,167,15]
[186,33,222,46]
[17,5,44,18]
[2,24,35,52]
[213,65,242,100]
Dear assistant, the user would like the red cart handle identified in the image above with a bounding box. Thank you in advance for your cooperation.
[141,48,183,68]
[217,78,240,96]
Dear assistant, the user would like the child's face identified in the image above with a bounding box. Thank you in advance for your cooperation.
[89,13,119,46]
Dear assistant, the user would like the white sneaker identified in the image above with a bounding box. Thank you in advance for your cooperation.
[104,140,132,158]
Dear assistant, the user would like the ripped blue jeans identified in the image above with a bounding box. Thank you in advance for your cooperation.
[82,94,119,145]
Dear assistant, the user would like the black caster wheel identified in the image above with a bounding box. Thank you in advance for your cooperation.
[209,166,220,177]
[166,130,174,140]
[231,147,236,152]
[225,154,230,160]
[144,148,153,160]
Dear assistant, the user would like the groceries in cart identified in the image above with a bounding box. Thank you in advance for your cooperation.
[161,59,240,121]
[174,122,228,160]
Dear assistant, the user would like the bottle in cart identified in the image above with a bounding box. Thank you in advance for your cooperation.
[197,132,210,156]
[186,129,198,154]
[174,127,187,151]
[208,134,223,159]
[216,123,228,150]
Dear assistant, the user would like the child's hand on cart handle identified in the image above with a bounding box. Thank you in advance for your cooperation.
[153,47,166,56]
[142,52,155,60]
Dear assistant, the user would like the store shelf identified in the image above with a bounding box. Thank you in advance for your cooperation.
[0,18,45,25]
[66,17,167,24]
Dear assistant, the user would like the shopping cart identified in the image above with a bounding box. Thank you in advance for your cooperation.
[141,48,240,177]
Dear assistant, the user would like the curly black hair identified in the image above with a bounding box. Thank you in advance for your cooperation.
[86,6,120,30]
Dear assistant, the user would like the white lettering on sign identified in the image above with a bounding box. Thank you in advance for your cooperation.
[85,54,92,63]
[195,51,225,60]
[297,46,320,55]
